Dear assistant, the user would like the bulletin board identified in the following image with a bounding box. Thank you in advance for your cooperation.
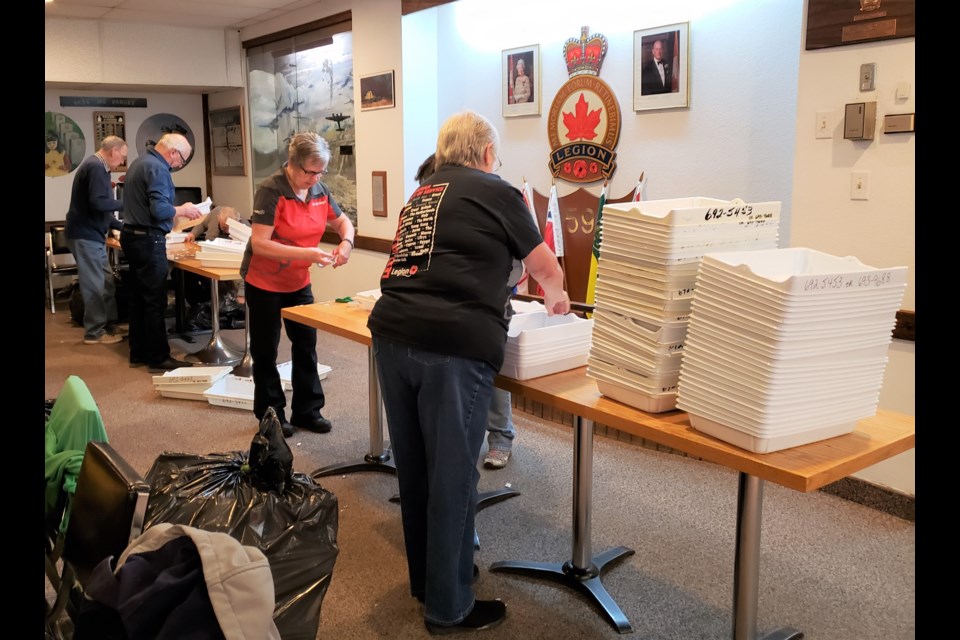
[94,111,127,171]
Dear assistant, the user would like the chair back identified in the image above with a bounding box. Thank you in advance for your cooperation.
[46,226,76,269]
[62,441,150,584]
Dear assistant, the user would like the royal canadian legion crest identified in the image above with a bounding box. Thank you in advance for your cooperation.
[547,26,621,184]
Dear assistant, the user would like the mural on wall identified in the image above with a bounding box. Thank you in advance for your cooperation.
[546,26,621,184]
[45,111,85,178]
[136,113,196,172]
[246,30,357,227]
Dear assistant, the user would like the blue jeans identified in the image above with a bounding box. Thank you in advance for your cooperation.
[245,281,324,424]
[486,388,515,451]
[65,238,117,340]
[120,228,171,366]
[372,335,495,625]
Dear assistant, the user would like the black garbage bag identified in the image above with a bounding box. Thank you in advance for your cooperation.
[143,409,339,640]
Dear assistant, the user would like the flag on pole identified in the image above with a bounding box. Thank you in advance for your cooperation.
[546,182,564,257]
[521,176,537,226]
[516,177,538,291]
[632,172,647,202]
[584,180,608,308]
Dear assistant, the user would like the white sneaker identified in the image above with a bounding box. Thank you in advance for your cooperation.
[483,449,511,469]
[83,333,123,345]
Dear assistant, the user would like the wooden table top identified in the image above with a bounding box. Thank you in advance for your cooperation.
[282,301,915,493]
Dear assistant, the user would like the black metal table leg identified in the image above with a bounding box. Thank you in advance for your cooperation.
[490,416,634,634]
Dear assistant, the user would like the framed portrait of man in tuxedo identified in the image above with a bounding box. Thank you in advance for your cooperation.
[633,22,689,112]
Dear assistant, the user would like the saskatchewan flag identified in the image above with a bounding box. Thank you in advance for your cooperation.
[584,180,608,309]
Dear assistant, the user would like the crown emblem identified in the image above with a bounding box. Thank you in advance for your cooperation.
[564,26,607,77]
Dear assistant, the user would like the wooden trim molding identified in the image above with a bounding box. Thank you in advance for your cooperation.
[892,310,915,342]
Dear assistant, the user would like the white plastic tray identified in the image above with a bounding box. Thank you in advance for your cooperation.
[603,198,781,227]
[700,248,907,295]
[596,379,677,413]
[499,352,588,381]
[277,361,332,391]
[687,413,859,454]
[152,366,234,386]
[204,375,255,411]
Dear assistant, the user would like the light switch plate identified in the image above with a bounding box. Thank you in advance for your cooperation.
[860,63,876,92]
[815,111,832,139]
[851,171,870,200]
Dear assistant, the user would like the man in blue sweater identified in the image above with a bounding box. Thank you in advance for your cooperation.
[65,136,128,345]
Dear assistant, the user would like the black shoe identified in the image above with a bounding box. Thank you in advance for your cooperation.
[147,357,193,373]
[290,414,332,433]
[281,421,294,438]
[129,360,146,368]
[425,600,506,635]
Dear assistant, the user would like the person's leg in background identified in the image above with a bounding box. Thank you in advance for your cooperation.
[483,388,515,469]
[67,238,120,344]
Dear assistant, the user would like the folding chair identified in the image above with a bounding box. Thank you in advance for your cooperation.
[44,441,150,639]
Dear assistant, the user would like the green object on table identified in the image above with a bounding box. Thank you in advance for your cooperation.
[335,297,353,303]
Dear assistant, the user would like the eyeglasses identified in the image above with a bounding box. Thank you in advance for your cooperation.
[299,164,327,178]
[494,156,502,172]
[173,149,187,166]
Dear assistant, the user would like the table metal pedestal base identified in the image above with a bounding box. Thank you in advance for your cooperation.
[490,547,635,634]
[757,629,803,640]
[184,280,242,366]
[312,451,397,479]
[488,415,634,634]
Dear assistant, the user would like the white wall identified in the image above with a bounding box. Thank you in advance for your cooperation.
[45,17,243,89]
[791,2,915,494]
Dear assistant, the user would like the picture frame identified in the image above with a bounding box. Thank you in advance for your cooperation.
[502,45,540,117]
[371,171,388,217]
[633,22,690,112]
[209,106,246,176]
[359,71,395,111]
[805,0,915,50]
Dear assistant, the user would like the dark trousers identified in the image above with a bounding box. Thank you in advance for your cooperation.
[120,229,170,366]
[245,281,325,424]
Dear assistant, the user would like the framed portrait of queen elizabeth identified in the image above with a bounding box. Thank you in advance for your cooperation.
[503,45,540,117]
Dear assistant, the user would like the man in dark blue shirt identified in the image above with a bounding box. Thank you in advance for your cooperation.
[120,133,202,372]
[65,136,128,345]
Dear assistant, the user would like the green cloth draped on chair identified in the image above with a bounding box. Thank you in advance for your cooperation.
[44,375,109,534]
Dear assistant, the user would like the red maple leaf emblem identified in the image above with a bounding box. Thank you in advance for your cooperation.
[562,93,602,141]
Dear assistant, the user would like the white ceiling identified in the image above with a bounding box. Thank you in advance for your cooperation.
[44,0,456,30]
[43,0,314,31]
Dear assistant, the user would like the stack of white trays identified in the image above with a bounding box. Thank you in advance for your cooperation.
[676,247,907,453]
[226,218,251,243]
[500,311,593,381]
[152,366,234,401]
[196,237,246,268]
[587,197,781,413]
